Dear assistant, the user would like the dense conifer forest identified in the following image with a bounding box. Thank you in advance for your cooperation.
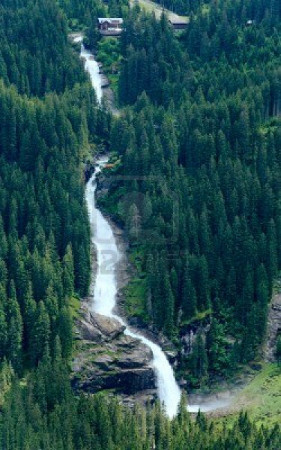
[0,0,108,372]
[101,0,281,385]
[0,0,281,448]
[152,0,207,16]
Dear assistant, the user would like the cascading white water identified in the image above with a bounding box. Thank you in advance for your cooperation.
[80,42,182,417]
[81,37,233,417]
[80,44,103,103]
[85,163,182,418]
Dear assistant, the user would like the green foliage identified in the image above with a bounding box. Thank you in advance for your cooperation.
[189,333,208,386]
[107,2,281,381]
[97,38,121,71]
[0,0,108,373]
[276,335,281,364]
[59,0,106,32]
[223,364,281,428]
[97,37,122,95]
[153,0,210,16]
[0,361,14,406]
[0,0,88,96]
[1,359,280,449]
[124,276,148,321]
[1,0,281,446]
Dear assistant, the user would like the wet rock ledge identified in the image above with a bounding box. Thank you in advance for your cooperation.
[71,307,156,399]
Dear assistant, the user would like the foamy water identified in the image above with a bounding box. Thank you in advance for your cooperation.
[82,38,233,417]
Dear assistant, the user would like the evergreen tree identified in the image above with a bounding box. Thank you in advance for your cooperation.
[30,302,50,366]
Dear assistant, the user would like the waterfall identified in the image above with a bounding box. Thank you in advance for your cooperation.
[80,36,233,418]
[80,44,103,103]
[85,162,181,418]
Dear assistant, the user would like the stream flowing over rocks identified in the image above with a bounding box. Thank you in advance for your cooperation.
[71,35,236,417]
[72,310,155,396]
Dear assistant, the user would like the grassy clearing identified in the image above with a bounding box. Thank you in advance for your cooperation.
[236,363,281,426]
[132,0,188,22]
[217,363,281,428]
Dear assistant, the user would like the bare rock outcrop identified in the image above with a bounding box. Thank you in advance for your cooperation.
[264,294,281,362]
[72,310,156,396]
[78,311,125,342]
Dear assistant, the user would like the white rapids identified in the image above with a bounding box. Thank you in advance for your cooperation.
[81,37,234,418]
[81,44,103,103]
[86,164,182,418]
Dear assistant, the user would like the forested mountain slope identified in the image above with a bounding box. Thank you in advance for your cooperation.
[0,0,280,447]
[0,0,86,95]
[103,0,281,384]
[152,0,280,18]
[0,0,109,374]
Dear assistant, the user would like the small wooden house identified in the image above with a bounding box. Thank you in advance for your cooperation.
[97,18,123,35]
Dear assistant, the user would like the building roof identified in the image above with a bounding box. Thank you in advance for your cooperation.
[169,17,188,24]
[98,18,123,25]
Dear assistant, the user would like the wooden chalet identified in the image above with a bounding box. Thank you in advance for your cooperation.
[97,18,123,36]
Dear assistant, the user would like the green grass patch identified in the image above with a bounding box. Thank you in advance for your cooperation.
[236,363,281,426]
[217,363,281,428]
[181,308,212,327]
[136,0,188,21]
[69,295,82,319]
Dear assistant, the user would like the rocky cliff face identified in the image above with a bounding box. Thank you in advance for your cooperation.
[264,294,281,362]
[72,308,156,398]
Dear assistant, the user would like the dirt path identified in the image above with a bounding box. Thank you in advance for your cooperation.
[130,0,188,22]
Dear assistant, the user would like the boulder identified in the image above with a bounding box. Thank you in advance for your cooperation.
[72,310,156,397]
[77,311,125,343]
